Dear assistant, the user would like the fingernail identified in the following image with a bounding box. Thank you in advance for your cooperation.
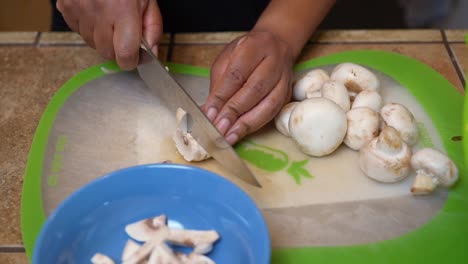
[151,45,158,57]
[206,107,217,121]
[216,118,231,135]
[225,133,239,145]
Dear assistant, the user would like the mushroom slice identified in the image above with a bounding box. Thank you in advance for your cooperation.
[293,69,330,101]
[173,108,210,162]
[177,253,216,264]
[167,229,220,254]
[330,63,380,94]
[380,103,419,146]
[122,240,141,262]
[321,80,351,112]
[91,253,115,264]
[148,243,181,264]
[274,102,299,137]
[289,98,347,157]
[410,148,459,195]
[125,215,167,242]
[352,90,383,112]
[359,126,412,183]
[344,107,380,151]
[122,227,170,264]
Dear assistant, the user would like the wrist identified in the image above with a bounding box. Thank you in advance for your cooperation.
[251,24,303,60]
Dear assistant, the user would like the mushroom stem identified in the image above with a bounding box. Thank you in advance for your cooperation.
[411,170,437,195]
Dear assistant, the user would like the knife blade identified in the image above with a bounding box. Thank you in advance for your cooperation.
[137,40,262,187]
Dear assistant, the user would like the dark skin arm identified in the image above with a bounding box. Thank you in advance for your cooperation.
[203,0,336,144]
[57,0,335,144]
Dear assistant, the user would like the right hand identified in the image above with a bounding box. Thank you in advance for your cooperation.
[57,0,163,70]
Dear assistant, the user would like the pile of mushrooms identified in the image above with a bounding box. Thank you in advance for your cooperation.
[275,62,458,195]
[91,214,219,264]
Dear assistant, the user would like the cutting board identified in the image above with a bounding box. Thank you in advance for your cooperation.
[22,50,466,263]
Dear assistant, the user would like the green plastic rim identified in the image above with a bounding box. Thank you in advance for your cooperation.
[21,50,465,263]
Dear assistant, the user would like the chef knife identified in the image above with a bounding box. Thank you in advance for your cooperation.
[137,40,262,187]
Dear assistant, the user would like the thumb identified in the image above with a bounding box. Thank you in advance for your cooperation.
[142,0,163,56]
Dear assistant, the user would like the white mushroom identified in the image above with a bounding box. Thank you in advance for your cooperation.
[293,69,330,101]
[91,253,115,264]
[380,103,419,146]
[330,63,380,100]
[289,98,347,157]
[125,215,167,242]
[147,243,181,264]
[177,253,215,264]
[122,227,169,264]
[173,108,210,162]
[359,126,412,183]
[167,229,220,254]
[274,102,299,137]
[410,148,459,195]
[321,80,351,112]
[352,90,383,112]
[344,107,380,151]
[121,240,141,262]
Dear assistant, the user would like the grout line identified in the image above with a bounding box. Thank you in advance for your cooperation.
[171,41,445,46]
[167,33,175,62]
[0,246,25,253]
[33,32,41,47]
[441,30,466,89]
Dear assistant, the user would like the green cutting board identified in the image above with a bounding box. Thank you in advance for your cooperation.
[21,50,466,263]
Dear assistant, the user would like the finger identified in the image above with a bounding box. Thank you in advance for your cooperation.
[113,3,142,70]
[203,37,266,120]
[213,57,282,135]
[77,0,96,48]
[57,0,79,32]
[93,21,115,60]
[224,74,290,145]
[201,42,235,120]
[142,0,163,55]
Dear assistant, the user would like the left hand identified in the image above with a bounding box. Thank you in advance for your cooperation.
[202,31,294,145]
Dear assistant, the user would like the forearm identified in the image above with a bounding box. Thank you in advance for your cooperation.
[253,0,335,59]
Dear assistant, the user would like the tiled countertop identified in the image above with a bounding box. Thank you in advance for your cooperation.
[0,29,466,262]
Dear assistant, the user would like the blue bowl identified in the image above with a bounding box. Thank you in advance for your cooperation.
[33,164,270,264]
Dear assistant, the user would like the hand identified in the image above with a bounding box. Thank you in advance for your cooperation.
[203,31,294,145]
[56,0,163,70]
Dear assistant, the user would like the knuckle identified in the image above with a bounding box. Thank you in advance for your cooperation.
[249,80,267,96]
[227,67,245,84]
[225,102,243,117]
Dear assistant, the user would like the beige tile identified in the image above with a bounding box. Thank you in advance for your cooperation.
[172,45,224,68]
[0,32,37,45]
[298,43,464,93]
[451,44,467,82]
[311,29,443,43]
[0,253,29,264]
[39,32,171,45]
[174,32,245,44]
[444,30,468,42]
[39,32,85,45]
[0,45,167,244]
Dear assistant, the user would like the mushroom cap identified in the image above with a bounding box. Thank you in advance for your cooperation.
[274,102,299,137]
[352,90,383,112]
[305,89,322,98]
[125,215,167,242]
[321,80,351,112]
[344,107,380,151]
[289,98,347,157]
[173,108,210,161]
[331,62,380,93]
[359,126,412,183]
[293,69,330,101]
[380,103,419,146]
[91,254,115,264]
[411,148,458,187]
